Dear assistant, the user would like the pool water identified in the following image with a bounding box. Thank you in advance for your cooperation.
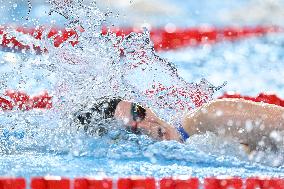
[0,0,284,178]
[163,34,284,96]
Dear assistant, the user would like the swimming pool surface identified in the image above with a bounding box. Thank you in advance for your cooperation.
[0,0,284,178]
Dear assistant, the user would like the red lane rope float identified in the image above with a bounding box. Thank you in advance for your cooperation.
[204,177,243,189]
[160,177,199,189]
[0,90,52,111]
[1,177,284,189]
[246,177,284,189]
[219,92,284,107]
[0,178,26,189]
[0,25,281,52]
[74,178,113,189]
[117,178,156,189]
[150,26,281,50]
[31,177,70,189]
[0,90,284,111]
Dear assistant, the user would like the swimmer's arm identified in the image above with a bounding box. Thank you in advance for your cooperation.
[182,98,284,139]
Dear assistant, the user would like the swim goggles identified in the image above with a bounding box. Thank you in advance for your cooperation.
[130,103,146,122]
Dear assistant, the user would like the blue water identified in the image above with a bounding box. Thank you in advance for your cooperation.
[162,34,284,97]
[0,0,284,178]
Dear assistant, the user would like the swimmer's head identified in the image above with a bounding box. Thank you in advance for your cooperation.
[75,97,181,141]
[75,97,148,137]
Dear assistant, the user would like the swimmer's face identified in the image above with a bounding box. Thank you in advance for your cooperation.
[114,101,181,141]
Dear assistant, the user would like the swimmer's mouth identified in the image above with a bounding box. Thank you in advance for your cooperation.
[125,125,143,135]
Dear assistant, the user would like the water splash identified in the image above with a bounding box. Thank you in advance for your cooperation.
[45,0,220,119]
[0,0,220,163]
[2,0,283,170]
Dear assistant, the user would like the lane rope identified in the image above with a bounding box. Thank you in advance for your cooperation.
[0,25,281,52]
[0,90,283,111]
[0,177,283,189]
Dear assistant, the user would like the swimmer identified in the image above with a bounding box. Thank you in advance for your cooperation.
[75,97,284,152]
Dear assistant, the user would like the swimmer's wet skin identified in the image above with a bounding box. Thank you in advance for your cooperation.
[183,98,284,151]
[75,97,284,152]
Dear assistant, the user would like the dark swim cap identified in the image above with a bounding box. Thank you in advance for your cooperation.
[76,97,122,124]
[74,97,122,136]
